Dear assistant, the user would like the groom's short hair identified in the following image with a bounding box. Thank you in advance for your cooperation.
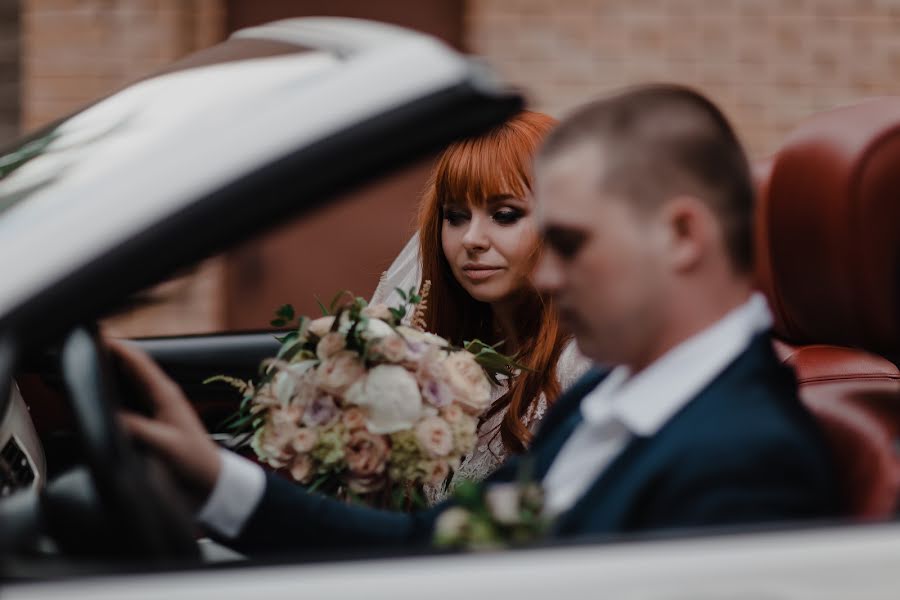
[538,84,755,273]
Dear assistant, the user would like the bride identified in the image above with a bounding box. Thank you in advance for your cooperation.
[371,111,589,502]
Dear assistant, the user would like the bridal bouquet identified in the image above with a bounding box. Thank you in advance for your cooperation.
[211,287,519,507]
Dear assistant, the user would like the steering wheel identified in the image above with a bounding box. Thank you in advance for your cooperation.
[58,326,199,561]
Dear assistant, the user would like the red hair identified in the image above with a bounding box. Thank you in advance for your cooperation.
[417,111,567,454]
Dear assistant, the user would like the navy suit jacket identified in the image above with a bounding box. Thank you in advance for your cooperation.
[231,334,840,556]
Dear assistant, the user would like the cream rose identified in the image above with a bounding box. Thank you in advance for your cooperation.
[307,316,335,338]
[362,303,393,320]
[316,350,365,395]
[414,416,455,457]
[316,332,346,360]
[442,351,492,414]
[396,326,450,347]
[345,430,390,477]
[345,365,423,434]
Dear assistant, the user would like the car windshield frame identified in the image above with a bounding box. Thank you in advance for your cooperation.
[0,18,522,354]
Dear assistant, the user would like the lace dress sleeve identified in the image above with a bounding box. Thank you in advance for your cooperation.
[556,339,592,392]
[423,341,592,505]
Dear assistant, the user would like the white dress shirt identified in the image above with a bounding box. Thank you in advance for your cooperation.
[541,292,773,516]
[199,293,773,538]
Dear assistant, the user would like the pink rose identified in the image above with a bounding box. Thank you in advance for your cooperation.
[424,459,451,486]
[316,350,365,395]
[370,333,407,363]
[251,426,291,468]
[345,430,390,477]
[414,416,454,457]
[441,404,464,424]
[302,394,339,427]
[316,332,346,360]
[341,407,368,431]
[442,351,492,414]
[291,428,319,453]
[290,455,315,484]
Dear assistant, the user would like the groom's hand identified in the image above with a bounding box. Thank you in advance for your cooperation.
[107,337,222,503]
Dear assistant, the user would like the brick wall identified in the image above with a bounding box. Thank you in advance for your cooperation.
[466,0,900,158]
[21,0,227,336]
[22,0,225,132]
[0,0,18,146]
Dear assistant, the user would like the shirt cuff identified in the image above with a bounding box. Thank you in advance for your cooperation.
[197,448,266,539]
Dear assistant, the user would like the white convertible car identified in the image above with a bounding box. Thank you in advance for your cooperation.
[0,17,899,599]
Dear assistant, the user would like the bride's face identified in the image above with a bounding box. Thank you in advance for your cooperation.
[441,193,539,304]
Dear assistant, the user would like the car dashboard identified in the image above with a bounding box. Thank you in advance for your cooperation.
[0,384,45,499]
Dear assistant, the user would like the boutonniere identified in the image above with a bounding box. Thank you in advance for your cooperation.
[433,460,550,550]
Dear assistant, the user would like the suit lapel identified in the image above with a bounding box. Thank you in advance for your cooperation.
[550,334,778,535]
[529,368,607,480]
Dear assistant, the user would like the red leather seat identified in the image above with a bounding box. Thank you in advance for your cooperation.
[756,98,900,519]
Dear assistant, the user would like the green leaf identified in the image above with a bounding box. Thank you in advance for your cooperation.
[308,474,330,493]
[329,290,354,313]
[395,287,408,301]
[270,318,287,327]
[275,304,295,321]
[314,297,329,316]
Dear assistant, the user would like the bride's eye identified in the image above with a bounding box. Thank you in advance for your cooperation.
[443,208,469,226]
[493,208,523,225]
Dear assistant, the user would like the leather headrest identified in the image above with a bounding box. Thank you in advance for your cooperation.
[761,98,900,355]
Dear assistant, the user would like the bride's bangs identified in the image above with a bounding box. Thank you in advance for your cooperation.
[435,123,538,210]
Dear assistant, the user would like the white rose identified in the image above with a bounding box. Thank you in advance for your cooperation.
[434,506,471,540]
[272,371,295,405]
[362,317,394,340]
[345,365,423,434]
[396,326,450,347]
[485,483,522,525]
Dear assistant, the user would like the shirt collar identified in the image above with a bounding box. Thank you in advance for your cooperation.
[581,292,773,436]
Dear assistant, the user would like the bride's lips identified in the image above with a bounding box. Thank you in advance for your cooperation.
[461,264,504,281]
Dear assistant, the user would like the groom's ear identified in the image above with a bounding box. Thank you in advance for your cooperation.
[659,195,718,273]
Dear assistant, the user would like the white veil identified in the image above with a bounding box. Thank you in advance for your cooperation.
[370,232,422,321]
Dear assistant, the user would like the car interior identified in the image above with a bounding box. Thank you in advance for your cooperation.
[754,96,900,518]
[1,19,900,583]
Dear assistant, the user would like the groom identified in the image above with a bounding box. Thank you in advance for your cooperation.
[117,84,839,555]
